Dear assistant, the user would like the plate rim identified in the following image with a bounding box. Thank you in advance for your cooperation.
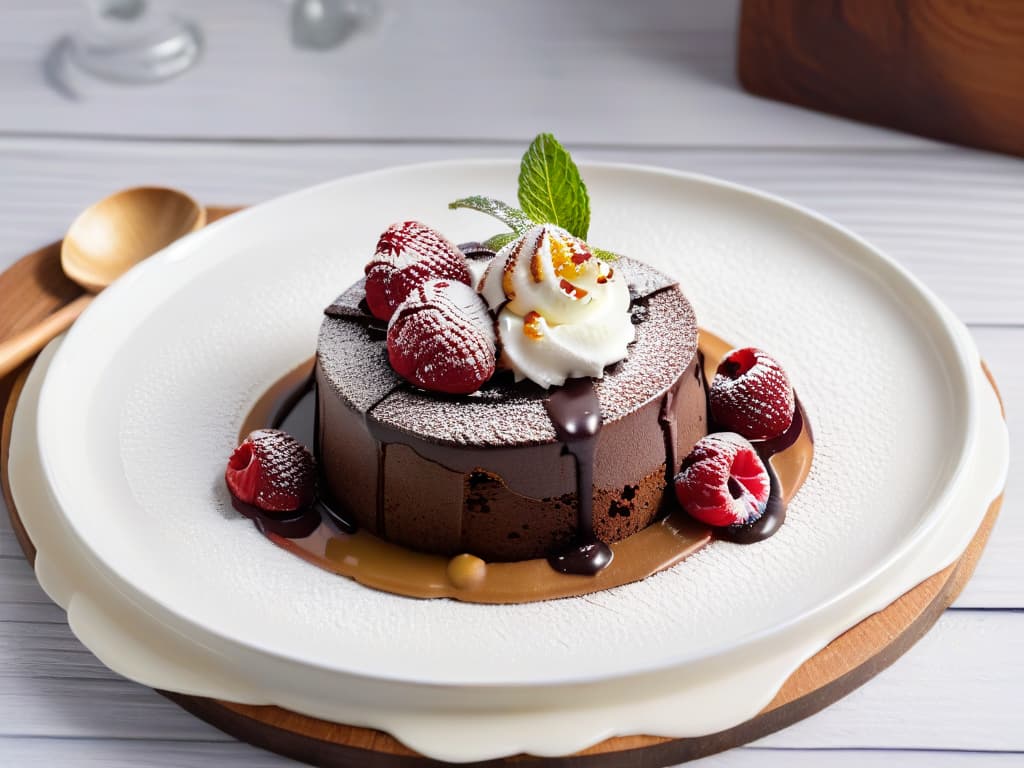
[35,159,982,688]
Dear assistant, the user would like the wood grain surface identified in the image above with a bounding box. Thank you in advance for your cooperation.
[0,216,1006,765]
[739,0,1024,156]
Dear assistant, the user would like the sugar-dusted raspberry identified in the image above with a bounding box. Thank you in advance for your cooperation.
[225,429,316,515]
[709,347,795,440]
[387,279,496,395]
[674,432,771,527]
[364,221,472,321]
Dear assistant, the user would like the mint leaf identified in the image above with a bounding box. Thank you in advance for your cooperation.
[449,196,533,233]
[592,247,621,262]
[483,232,519,251]
[517,133,590,239]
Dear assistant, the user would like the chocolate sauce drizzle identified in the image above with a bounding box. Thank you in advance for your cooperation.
[271,372,314,430]
[543,378,614,575]
[308,379,359,535]
[456,241,498,261]
[715,402,806,544]
[231,496,322,539]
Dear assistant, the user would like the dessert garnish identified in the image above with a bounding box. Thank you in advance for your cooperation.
[544,377,613,573]
[674,433,770,528]
[478,223,634,388]
[364,220,472,321]
[449,134,633,389]
[226,429,316,514]
[387,279,496,394]
[709,347,795,440]
[449,133,620,262]
[677,348,801,540]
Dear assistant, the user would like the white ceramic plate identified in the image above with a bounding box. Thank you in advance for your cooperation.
[33,161,990,686]
[17,338,1006,762]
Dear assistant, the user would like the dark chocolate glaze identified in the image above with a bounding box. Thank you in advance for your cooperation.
[714,401,808,544]
[543,378,614,575]
[456,241,498,261]
[315,496,358,534]
[759,398,808,457]
[271,372,314,430]
[231,497,321,539]
[718,461,786,543]
[375,444,387,535]
[308,376,361,535]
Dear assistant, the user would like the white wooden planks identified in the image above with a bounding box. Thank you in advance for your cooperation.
[0,740,1021,768]
[0,0,938,148]
[1,139,1021,324]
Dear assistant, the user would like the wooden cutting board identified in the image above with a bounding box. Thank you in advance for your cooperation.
[0,207,1005,767]
[739,0,1024,157]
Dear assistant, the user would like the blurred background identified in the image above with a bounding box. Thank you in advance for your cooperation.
[1,1,1023,767]
[3,0,1022,323]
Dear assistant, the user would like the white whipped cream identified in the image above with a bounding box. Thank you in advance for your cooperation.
[479,224,635,388]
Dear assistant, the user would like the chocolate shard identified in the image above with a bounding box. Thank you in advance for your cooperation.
[316,318,404,414]
[456,241,498,261]
[324,277,374,321]
[620,258,679,302]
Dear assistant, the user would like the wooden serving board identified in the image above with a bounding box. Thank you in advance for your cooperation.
[738,0,1024,158]
[0,208,1005,768]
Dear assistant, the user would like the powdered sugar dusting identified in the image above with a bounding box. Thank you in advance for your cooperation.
[624,258,678,299]
[674,432,770,526]
[317,313,401,414]
[709,349,795,438]
[371,379,557,445]
[365,221,472,319]
[320,256,696,446]
[594,259,698,422]
[324,277,372,320]
[243,429,315,510]
[387,280,496,394]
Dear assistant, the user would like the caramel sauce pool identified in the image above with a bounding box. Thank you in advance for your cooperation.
[237,331,813,604]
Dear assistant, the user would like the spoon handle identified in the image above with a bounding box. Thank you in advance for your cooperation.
[0,295,94,379]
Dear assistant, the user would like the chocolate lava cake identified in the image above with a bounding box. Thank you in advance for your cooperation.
[315,257,708,562]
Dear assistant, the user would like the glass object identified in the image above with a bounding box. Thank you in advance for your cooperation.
[290,0,377,50]
[64,0,202,85]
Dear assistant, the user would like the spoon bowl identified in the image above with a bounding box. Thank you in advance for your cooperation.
[61,186,205,293]
[0,185,205,379]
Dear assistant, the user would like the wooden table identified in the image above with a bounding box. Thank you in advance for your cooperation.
[1,2,1021,766]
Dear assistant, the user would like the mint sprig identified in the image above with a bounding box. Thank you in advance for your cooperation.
[517,133,590,240]
[483,231,519,251]
[449,132,618,261]
[591,247,621,263]
[448,196,533,234]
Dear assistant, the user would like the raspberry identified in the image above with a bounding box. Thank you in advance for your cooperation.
[225,429,316,515]
[709,347,795,440]
[674,433,771,527]
[364,221,472,321]
[387,279,496,395]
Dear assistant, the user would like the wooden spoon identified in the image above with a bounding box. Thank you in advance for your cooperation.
[0,186,205,378]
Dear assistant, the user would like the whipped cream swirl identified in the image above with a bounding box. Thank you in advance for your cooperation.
[479,224,635,388]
